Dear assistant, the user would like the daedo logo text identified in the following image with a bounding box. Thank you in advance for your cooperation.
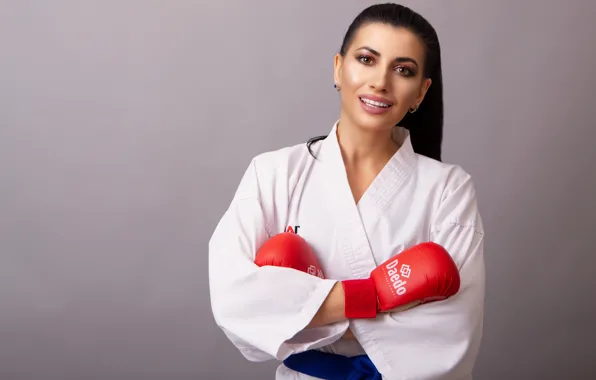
[385,258,411,295]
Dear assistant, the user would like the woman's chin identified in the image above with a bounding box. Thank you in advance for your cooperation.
[353,113,398,132]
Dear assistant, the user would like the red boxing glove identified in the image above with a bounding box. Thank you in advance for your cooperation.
[341,242,460,318]
[255,232,325,279]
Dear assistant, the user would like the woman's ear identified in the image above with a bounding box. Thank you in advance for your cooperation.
[415,78,432,105]
[333,53,343,89]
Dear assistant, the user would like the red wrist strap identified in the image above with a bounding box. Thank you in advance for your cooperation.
[341,279,377,319]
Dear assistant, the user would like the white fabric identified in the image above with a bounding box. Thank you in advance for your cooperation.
[209,121,486,379]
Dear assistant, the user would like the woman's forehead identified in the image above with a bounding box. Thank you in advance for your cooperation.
[349,23,426,60]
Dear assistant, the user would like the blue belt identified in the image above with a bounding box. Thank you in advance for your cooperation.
[283,350,381,380]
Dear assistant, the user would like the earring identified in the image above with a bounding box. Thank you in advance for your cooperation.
[409,105,419,113]
[334,83,340,91]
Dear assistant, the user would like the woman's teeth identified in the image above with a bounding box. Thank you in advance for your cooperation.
[360,98,391,108]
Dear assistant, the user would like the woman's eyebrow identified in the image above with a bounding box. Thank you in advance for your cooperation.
[356,46,419,67]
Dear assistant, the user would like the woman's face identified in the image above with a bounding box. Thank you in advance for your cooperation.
[334,23,432,132]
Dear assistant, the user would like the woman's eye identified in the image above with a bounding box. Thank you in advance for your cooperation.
[358,56,373,64]
[396,66,413,76]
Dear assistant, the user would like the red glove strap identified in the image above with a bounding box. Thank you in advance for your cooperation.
[341,279,377,319]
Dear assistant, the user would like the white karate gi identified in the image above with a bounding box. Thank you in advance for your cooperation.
[208,121,486,379]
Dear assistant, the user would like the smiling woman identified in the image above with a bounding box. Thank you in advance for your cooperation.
[309,4,443,163]
[336,25,431,127]
[209,3,485,380]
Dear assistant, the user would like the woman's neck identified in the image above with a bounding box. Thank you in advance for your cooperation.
[335,118,399,167]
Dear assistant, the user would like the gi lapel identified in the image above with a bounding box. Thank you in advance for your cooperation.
[316,122,416,278]
[356,126,417,243]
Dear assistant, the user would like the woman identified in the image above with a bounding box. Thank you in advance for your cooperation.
[209,3,485,379]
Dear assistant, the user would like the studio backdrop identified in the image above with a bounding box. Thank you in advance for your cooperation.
[1,1,595,379]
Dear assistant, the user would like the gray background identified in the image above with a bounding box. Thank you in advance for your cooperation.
[1,0,595,379]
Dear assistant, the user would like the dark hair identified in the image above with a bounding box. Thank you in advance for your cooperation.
[307,3,444,161]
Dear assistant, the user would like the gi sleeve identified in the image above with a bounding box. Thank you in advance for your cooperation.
[350,171,486,379]
[208,158,348,362]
